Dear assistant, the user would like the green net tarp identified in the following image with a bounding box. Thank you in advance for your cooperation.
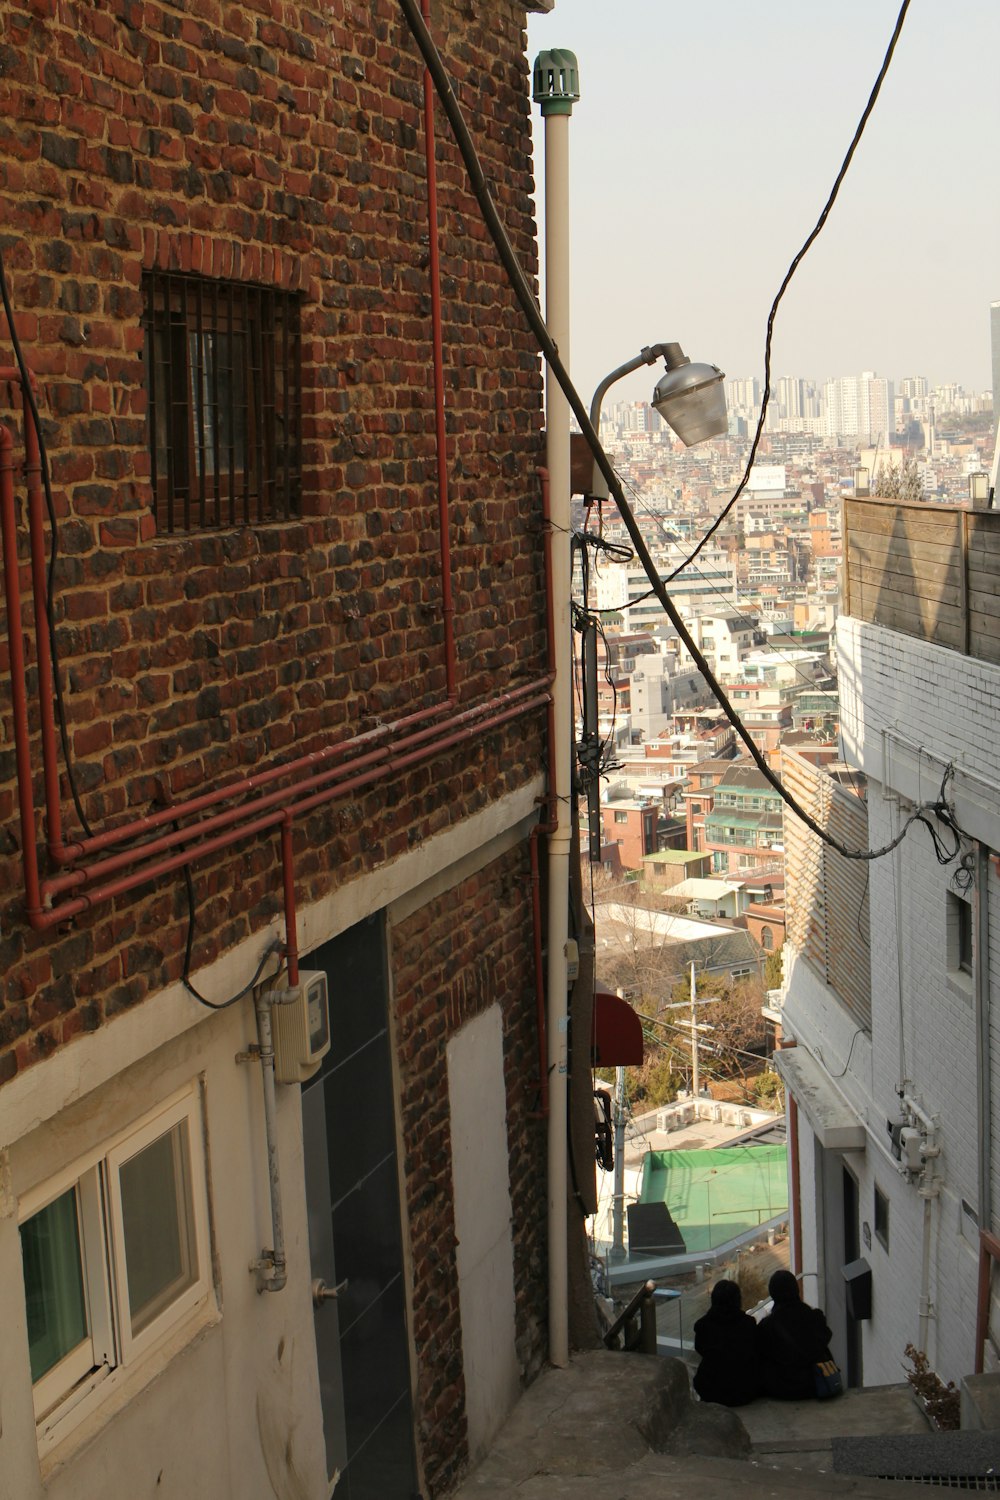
[637,1143,788,1253]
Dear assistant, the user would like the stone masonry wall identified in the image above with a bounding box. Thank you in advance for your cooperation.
[391,842,546,1495]
[0,0,547,1082]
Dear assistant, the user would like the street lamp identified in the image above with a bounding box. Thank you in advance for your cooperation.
[589,342,727,499]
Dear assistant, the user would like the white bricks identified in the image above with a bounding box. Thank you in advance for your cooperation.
[781,617,999,1386]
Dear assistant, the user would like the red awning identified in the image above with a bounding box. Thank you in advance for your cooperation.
[591,991,644,1067]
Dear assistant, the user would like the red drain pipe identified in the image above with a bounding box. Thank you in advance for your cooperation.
[0,365,66,865]
[280,815,300,987]
[23,687,551,930]
[41,679,551,904]
[421,0,456,701]
[0,425,43,922]
[530,466,558,1116]
[777,1036,803,1277]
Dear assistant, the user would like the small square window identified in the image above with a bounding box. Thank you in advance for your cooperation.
[143,270,302,532]
[874,1184,890,1250]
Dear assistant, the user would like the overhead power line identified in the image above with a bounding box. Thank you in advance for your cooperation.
[397,0,957,865]
[664,0,912,583]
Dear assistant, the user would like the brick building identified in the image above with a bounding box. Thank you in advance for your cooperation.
[0,3,559,1497]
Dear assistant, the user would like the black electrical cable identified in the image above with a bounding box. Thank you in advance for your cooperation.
[664,0,912,584]
[179,844,284,1009]
[396,0,955,866]
[0,240,94,838]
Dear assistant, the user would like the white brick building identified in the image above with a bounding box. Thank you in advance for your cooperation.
[777,498,1000,1392]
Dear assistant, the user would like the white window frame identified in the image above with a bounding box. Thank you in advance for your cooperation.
[19,1086,211,1451]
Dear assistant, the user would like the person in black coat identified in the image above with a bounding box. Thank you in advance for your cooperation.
[692,1278,761,1407]
[756,1269,833,1400]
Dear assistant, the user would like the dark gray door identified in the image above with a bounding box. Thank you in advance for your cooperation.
[841,1164,862,1387]
[301,914,419,1498]
[819,1146,862,1388]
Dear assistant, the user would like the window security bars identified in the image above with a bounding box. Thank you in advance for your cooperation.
[143,271,302,532]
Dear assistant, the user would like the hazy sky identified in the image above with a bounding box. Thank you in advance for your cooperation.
[525,1,1000,409]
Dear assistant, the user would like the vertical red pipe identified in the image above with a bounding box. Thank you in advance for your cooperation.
[280,815,300,987]
[530,467,558,1116]
[0,424,43,919]
[778,1037,803,1277]
[421,0,457,699]
[22,389,65,860]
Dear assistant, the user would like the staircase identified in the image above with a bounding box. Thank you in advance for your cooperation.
[447,1350,994,1499]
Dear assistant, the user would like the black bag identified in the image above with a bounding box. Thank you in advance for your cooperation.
[814,1358,843,1399]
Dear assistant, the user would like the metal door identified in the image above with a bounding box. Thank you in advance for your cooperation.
[301,914,419,1498]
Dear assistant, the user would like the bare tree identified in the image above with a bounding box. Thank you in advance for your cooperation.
[873,454,923,502]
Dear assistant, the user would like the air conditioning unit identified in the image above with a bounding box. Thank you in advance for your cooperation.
[272,971,331,1084]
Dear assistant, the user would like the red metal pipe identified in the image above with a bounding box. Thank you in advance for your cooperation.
[280,816,299,987]
[56,699,451,864]
[22,391,65,862]
[41,680,551,902]
[27,689,551,930]
[778,1037,803,1276]
[421,0,456,699]
[284,691,551,820]
[0,424,43,920]
[529,466,558,1116]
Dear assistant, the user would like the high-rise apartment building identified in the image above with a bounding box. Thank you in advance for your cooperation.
[991,301,1000,423]
[824,371,893,442]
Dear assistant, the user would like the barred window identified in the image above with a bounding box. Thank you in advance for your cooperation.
[142,271,301,532]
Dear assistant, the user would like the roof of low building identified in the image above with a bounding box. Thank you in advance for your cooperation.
[642,850,708,865]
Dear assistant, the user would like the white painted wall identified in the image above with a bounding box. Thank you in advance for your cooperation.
[446,1003,519,1461]
[0,783,544,1497]
[780,617,1000,1387]
[0,1004,326,1500]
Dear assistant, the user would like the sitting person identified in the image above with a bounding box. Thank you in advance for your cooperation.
[692,1278,761,1407]
[756,1269,833,1400]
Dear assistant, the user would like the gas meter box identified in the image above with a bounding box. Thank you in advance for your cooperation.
[272,971,331,1083]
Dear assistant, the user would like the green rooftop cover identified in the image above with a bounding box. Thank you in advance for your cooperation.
[637,1143,788,1253]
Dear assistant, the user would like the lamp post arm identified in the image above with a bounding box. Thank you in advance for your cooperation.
[589,343,671,499]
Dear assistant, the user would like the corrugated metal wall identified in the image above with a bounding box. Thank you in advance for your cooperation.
[783,748,871,1030]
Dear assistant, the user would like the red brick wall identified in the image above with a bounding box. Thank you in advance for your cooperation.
[0,0,547,1080]
[391,844,546,1495]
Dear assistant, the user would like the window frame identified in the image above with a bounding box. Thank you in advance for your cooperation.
[874,1183,890,1251]
[946,889,974,1000]
[143,270,302,534]
[18,1088,212,1450]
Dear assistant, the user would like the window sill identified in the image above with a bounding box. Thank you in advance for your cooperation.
[38,1296,221,1474]
[945,972,973,1008]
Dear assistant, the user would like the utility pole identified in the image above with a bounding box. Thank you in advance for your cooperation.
[611,1062,626,1261]
[690,960,700,1099]
[533,45,580,1371]
[663,963,719,1097]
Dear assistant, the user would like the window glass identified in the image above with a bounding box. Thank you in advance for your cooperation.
[874,1184,890,1250]
[20,1190,88,1384]
[119,1121,198,1337]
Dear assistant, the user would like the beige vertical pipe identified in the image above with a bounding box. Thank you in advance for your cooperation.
[543,103,572,1370]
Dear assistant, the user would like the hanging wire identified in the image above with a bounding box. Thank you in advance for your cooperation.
[0,241,94,838]
[662,0,912,584]
[396,0,960,868]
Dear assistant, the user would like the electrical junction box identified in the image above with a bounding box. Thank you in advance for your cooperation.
[272,971,331,1084]
[899,1126,923,1173]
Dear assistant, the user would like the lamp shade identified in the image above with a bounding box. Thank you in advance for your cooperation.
[652,351,727,445]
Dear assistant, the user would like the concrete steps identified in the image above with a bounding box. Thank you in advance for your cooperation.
[447,1351,941,1499]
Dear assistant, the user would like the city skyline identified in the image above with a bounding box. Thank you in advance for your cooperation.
[526,1,1000,410]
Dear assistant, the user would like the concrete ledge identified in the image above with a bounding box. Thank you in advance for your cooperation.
[961,1370,1000,1430]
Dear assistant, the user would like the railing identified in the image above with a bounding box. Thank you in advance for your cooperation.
[843,498,1000,665]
